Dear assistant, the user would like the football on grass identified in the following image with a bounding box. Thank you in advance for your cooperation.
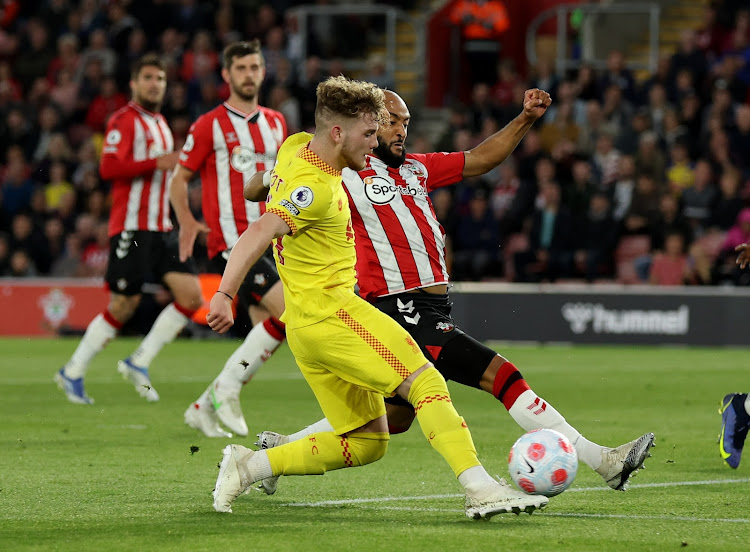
[508,429,578,497]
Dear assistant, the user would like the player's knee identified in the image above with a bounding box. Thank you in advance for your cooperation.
[386,403,415,433]
[108,294,140,322]
[347,433,389,466]
[406,366,450,407]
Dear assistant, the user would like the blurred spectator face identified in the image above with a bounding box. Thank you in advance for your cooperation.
[595,133,614,154]
[675,69,694,93]
[304,56,321,81]
[694,159,712,185]
[679,30,696,53]
[669,143,688,163]
[128,28,147,53]
[257,4,277,32]
[720,172,739,197]
[590,193,610,216]
[89,29,108,51]
[11,214,33,240]
[57,189,77,217]
[265,26,285,50]
[192,30,212,53]
[636,174,655,194]
[535,157,555,181]
[638,132,658,154]
[663,109,680,132]
[648,84,667,106]
[469,190,489,218]
[540,181,561,208]
[585,100,602,125]
[606,50,625,73]
[87,189,106,217]
[452,129,473,152]
[5,160,27,183]
[45,218,64,241]
[9,250,34,276]
[160,28,181,54]
[5,145,26,165]
[131,63,168,112]
[521,129,541,154]
[471,83,490,105]
[30,188,46,213]
[75,212,95,241]
[100,77,117,98]
[57,33,79,58]
[659,194,678,217]
[28,20,49,51]
[664,233,685,256]
[572,159,592,182]
[604,84,622,105]
[49,162,67,183]
[619,155,635,178]
[6,109,27,132]
[80,168,99,192]
[47,134,70,160]
[736,105,750,132]
[38,106,60,131]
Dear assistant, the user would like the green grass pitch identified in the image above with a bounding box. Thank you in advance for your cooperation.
[1,337,749,551]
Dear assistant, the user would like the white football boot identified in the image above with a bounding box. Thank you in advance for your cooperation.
[465,478,548,520]
[595,432,655,490]
[254,431,290,495]
[117,358,159,402]
[213,444,255,513]
[184,403,232,438]
[209,383,248,437]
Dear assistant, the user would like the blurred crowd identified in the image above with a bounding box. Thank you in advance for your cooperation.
[2,0,750,287]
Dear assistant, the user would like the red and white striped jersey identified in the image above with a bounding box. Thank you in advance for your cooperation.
[179,103,287,258]
[101,101,175,237]
[343,152,465,301]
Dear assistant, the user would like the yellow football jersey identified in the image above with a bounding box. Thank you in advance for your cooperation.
[265,132,358,328]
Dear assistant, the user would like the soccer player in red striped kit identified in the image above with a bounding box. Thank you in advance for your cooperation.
[249,89,655,493]
[170,40,288,438]
[56,54,202,404]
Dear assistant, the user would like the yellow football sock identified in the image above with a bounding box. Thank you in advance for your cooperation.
[266,431,389,476]
[408,367,481,477]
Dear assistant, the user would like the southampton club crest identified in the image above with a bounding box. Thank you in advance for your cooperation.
[38,288,74,329]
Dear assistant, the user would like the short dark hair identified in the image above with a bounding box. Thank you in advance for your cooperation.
[131,53,165,80]
[222,40,263,69]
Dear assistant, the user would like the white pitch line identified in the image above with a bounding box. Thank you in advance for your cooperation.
[287,477,750,508]
[327,506,750,524]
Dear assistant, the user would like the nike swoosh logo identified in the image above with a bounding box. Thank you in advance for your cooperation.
[719,426,731,460]
[210,388,223,411]
[523,458,535,473]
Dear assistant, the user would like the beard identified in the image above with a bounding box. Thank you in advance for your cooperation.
[231,81,257,102]
[373,137,406,168]
[139,99,160,113]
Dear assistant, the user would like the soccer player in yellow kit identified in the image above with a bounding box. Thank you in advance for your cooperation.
[206,76,547,520]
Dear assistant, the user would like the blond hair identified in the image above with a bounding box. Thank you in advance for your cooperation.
[315,76,387,127]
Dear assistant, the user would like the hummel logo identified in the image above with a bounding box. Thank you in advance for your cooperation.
[403,313,420,325]
[396,298,414,313]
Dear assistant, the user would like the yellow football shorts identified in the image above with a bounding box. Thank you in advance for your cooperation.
[287,294,429,435]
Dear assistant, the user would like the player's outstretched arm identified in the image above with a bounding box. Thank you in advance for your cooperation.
[736,243,750,269]
[462,88,551,178]
[207,212,290,334]
[244,171,270,202]
[169,164,210,262]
